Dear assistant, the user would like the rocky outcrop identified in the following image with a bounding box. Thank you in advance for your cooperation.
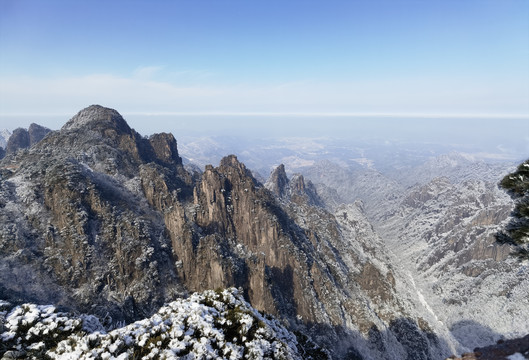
[266,164,323,207]
[0,106,191,322]
[266,163,289,198]
[5,128,30,154]
[4,123,51,155]
[28,123,51,146]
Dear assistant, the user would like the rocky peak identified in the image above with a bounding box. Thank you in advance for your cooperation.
[219,154,252,176]
[5,128,30,154]
[290,174,322,206]
[62,105,131,134]
[266,164,323,207]
[266,164,289,198]
[290,173,306,193]
[4,123,51,155]
[148,132,182,167]
[30,105,190,178]
[28,123,52,146]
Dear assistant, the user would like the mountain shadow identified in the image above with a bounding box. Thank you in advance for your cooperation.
[299,316,454,360]
[449,320,502,351]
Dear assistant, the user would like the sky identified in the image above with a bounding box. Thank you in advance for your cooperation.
[0,0,528,142]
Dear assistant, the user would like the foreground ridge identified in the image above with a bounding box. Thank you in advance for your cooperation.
[0,288,324,359]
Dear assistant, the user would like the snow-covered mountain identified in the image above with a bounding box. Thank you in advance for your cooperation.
[1,105,527,359]
[1,105,469,359]
[297,151,529,353]
[378,176,529,348]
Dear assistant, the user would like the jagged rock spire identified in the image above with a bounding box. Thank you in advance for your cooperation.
[266,164,289,198]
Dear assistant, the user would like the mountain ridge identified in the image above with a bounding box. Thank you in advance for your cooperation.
[1,105,525,359]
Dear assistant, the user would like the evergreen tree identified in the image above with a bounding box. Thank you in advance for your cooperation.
[497,159,529,259]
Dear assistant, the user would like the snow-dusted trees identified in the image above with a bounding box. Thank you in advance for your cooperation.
[497,159,529,258]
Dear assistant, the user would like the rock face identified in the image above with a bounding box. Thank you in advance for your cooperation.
[4,123,51,155]
[266,163,289,198]
[0,105,467,359]
[28,123,52,147]
[0,106,190,323]
[5,128,30,154]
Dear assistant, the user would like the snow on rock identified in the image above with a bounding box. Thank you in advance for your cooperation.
[0,288,309,360]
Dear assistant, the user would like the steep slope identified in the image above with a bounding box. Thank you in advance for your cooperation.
[390,152,513,188]
[378,175,529,351]
[302,160,403,220]
[0,105,190,323]
[299,153,529,355]
[0,105,464,359]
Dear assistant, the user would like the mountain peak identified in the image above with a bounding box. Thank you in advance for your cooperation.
[266,164,289,198]
[4,123,51,155]
[265,164,323,207]
[218,154,254,178]
[62,105,129,133]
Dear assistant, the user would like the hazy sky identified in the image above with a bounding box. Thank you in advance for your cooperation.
[1,0,528,126]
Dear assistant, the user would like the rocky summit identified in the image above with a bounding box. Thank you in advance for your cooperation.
[0,105,527,360]
[1,123,51,158]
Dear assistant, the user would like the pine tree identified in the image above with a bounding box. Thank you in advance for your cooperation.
[497,159,529,259]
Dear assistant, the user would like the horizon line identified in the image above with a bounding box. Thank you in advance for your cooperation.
[1,111,529,119]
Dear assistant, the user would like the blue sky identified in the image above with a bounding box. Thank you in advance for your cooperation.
[0,0,528,131]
